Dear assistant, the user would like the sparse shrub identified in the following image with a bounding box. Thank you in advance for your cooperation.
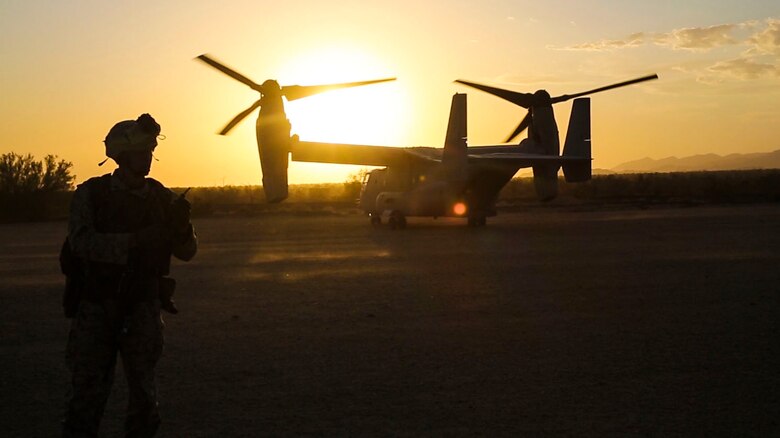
[0,152,75,222]
[0,152,74,194]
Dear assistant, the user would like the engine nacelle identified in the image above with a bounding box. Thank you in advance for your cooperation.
[533,164,559,202]
[256,114,291,203]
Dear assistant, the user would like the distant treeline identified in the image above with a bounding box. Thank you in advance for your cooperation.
[2,169,779,223]
[0,179,364,223]
[499,169,780,204]
[179,181,363,217]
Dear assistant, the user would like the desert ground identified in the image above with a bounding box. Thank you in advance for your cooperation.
[1,204,779,436]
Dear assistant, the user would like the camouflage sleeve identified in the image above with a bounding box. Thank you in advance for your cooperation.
[68,183,132,265]
[165,188,198,262]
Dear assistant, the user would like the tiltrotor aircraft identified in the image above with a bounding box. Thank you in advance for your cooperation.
[196,54,657,228]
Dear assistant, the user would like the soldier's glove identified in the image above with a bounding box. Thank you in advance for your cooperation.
[169,197,191,233]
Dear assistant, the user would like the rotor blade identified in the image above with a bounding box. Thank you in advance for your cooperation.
[454,80,534,108]
[282,78,396,101]
[551,74,658,104]
[220,100,262,135]
[196,54,263,92]
[506,111,533,143]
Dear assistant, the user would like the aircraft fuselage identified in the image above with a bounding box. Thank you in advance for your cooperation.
[360,159,520,223]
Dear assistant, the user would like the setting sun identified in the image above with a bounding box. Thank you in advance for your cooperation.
[277,46,411,185]
[280,46,408,146]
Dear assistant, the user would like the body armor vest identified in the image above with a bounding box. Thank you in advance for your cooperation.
[85,174,172,302]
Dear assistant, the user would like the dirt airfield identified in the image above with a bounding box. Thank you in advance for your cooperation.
[1,204,779,436]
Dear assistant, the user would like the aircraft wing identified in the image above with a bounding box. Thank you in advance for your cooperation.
[400,147,442,163]
[292,140,590,167]
[291,140,439,166]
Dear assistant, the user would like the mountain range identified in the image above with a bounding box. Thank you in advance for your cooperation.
[610,149,780,173]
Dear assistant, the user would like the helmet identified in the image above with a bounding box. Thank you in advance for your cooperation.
[103,113,161,160]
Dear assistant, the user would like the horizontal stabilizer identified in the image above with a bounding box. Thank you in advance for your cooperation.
[468,152,589,162]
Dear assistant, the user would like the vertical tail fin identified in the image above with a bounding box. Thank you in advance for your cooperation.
[562,98,591,182]
[442,93,467,182]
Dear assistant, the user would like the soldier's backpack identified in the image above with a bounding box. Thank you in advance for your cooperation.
[59,174,112,318]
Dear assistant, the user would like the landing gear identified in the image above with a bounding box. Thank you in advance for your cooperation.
[467,215,486,227]
[388,210,406,229]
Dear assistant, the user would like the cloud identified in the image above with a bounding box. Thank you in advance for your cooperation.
[707,57,779,79]
[557,24,742,52]
[653,24,738,50]
[558,21,777,52]
[748,18,780,55]
[558,18,780,54]
[556,32,645,51]
[554,19,780,82]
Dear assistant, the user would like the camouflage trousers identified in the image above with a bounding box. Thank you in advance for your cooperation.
[63,298,164,438]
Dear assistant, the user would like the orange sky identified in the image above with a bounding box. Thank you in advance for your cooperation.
[1,1,779,187]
